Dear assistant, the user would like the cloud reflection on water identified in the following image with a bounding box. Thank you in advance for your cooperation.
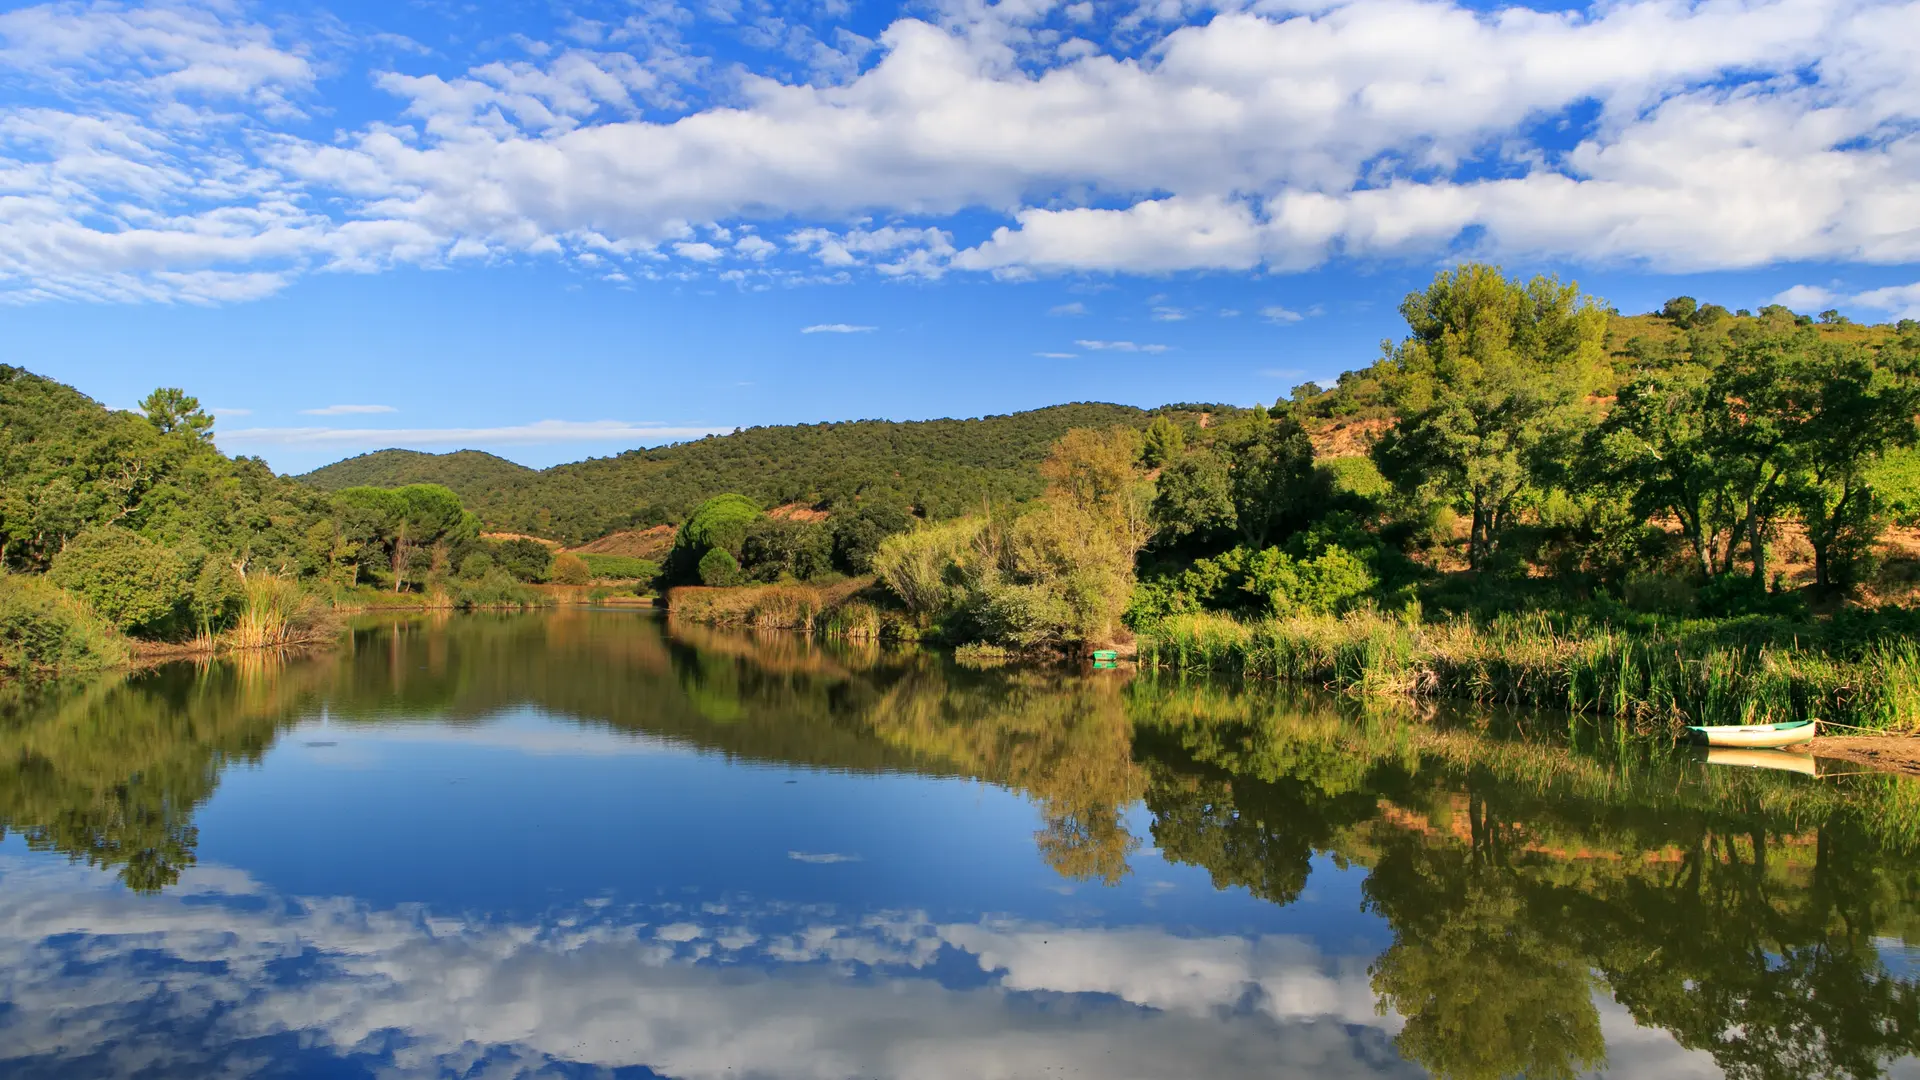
[0,857,1735,1079]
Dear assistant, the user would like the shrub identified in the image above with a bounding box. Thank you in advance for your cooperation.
[740,519,833,582]
[491,538,555,582]
[873,517,988,616]
[1319,455,1390,504]
[552,552,591,585]
[698,547,745,587]
[0,573,128,676]
[1696,573,1807,619]
[48,526,189,634]
[830,502,914,574]
[458,552,496,580]
[458,568,542,609]
[1243,544,1377,616]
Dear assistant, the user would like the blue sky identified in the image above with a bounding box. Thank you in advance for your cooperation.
[3,0,1918,473]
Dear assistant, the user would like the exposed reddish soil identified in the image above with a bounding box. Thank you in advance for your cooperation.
[767,503,830,523]
[1308,417,1390,459]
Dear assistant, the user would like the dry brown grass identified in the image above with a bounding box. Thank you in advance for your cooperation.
[571,525,676,559]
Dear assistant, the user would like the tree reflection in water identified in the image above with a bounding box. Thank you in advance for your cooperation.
[4,609,1920,1079]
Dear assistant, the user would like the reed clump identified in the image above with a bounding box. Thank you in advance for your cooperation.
[668,579,904,639]
[1137,610,1920,731]
[224,574,339,651]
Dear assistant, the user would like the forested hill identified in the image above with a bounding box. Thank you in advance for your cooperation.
[301,450,535,496]
[297,402,1176,543]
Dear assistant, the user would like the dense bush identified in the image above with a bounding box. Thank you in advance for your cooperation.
[551,552,591,586]
[740,519,833,582]
[489,538,555,582]
[698,547,746,587]
[48,526,189,634]
[0,573,128,676]
[830,502,914,574]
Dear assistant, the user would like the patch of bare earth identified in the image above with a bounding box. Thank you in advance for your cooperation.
[1308,417,1391,458]
[1813,736,1920,777]
[483,532,559,548]
[767,503,830,523]
[571,525,676,560]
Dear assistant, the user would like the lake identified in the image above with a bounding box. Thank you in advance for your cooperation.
[3,608,1919,1079]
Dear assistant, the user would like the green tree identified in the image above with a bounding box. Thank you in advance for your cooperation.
[1149,448,1235,551]
[1224,414,1324,550]
[1787,342,1920,591]
[138,387,214,442]
[1372,265,1608,570]
[1140,415,1187,468]
[669,494,762,582]
[741,518,833,581]
[697,547,745,587]
[829,502,913,574]
[48,526,189,634]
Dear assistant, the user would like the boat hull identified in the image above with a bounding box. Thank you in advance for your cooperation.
[1686,721,1817,749]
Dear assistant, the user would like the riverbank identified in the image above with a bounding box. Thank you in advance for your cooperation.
[1134,609,1920,733]
[664,578,903,639]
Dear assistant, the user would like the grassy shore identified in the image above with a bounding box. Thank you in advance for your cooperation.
[1135,609,1920,732]
[665,578,908,639]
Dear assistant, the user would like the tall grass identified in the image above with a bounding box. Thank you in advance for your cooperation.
[667,579,894,638]
[224,574,338,651]
[1137,610,1920,731]
[0,572,129,677]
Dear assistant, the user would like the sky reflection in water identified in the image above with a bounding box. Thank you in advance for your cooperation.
[1,610,1918,1079]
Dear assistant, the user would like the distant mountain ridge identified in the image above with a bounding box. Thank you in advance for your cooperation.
[296,402,1175,543]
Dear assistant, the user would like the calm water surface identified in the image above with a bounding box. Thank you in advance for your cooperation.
[3,609,1920,1079]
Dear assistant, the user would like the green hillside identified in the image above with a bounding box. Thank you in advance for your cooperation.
[301,449,534,496]
[297,402,1177,543]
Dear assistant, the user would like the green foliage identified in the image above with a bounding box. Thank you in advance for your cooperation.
[873,517,987,617]
[298,403,1161,543]
[1,367,330,577]
[740,518,833,582]
[138,387,213,442]
[457,568,543,609]
[1150,448,1235,552]
[1319,455,1389,505]
[1140,415,1186,468]
[1373,264,1609,570]
[1243,545,1378,616]
[680,494,761,555]
[552,552,591,586]
[829,502,914,574]
[0,573,128,677]
[490,538,555,583]
[48,526,189,634]
[188,555,243,636]
[873,428,1153,648]
[578,554,660,581]
[668,494,763,583]
[697,547,745,587]
[1224,414,1325,549]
